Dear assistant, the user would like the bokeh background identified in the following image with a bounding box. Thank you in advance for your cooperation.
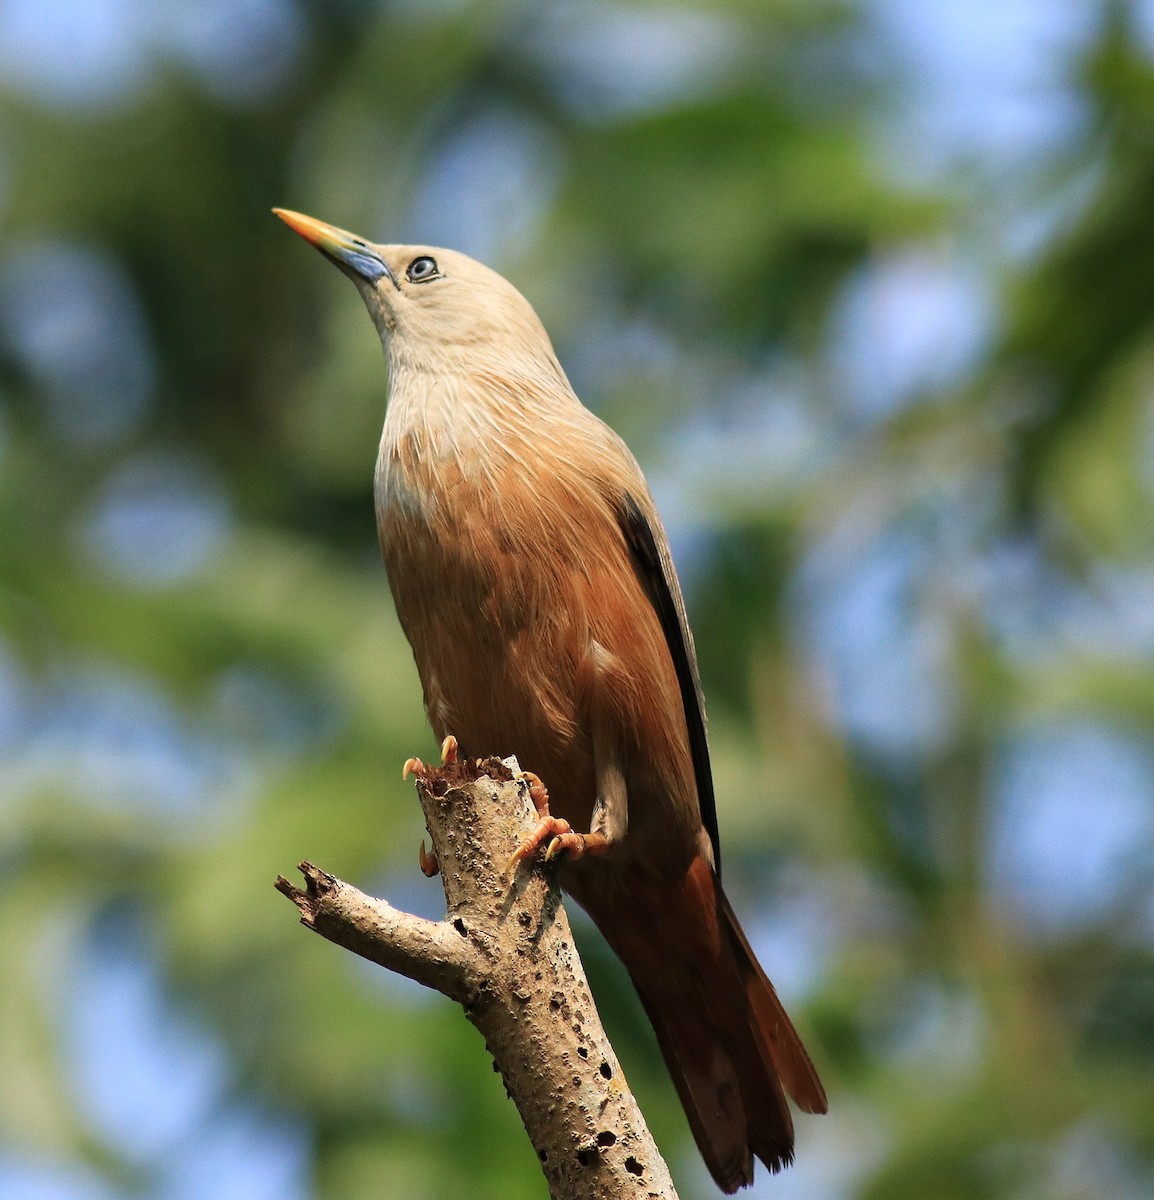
[3,1,1154,1197]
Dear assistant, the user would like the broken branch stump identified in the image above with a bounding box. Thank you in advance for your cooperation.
[275,758,679,1200]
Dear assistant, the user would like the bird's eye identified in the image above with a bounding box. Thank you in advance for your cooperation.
[406,256,440,283]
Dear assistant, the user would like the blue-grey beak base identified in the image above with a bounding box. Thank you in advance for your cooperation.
[326,246,395,287]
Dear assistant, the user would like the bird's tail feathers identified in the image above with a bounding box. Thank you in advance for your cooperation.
[583,856,823,1192]
[717,887,828,1116]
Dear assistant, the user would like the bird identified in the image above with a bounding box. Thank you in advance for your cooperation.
[274,207,827,1192]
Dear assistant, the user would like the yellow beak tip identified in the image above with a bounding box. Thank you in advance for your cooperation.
[273,207,325,243]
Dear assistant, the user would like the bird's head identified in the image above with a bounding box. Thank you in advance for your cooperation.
[274,209,561,381]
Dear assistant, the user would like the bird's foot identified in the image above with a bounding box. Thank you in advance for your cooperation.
[402,734,460,782]
[544,825,610,863]
[519,769,550,815]
[405,736,459,877]
[506,788,611,874]
[418,839,439,877]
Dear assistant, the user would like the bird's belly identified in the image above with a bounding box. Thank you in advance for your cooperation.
[377,443,702,860]
[380,503,599,832]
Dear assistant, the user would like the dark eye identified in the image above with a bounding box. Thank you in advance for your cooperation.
[406,255,440,283]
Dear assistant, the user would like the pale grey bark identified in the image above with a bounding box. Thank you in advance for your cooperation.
[275,759,680,1200]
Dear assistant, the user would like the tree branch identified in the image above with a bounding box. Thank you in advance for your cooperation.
[275,757,680,1200]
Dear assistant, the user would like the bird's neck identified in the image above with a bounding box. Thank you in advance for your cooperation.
[380,334,580,454]
[374,348,556,516]
[374,346,588,526]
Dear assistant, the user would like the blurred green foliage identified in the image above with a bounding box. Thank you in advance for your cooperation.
[2,2,1154,1198]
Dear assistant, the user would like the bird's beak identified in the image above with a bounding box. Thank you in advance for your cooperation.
[273,208,395,287]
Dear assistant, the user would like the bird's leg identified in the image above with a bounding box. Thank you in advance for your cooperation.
[404,736,461,877]
[507,770,611,873]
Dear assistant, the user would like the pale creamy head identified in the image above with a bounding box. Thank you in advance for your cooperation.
[348,243,567,386]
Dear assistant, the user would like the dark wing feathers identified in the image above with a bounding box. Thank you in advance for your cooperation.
[617,491,721,873]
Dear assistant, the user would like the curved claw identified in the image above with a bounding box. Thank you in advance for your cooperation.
[544,835,567,862]
[418,839,440,877]
[440,735,459,765]
[402,756,426,781]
